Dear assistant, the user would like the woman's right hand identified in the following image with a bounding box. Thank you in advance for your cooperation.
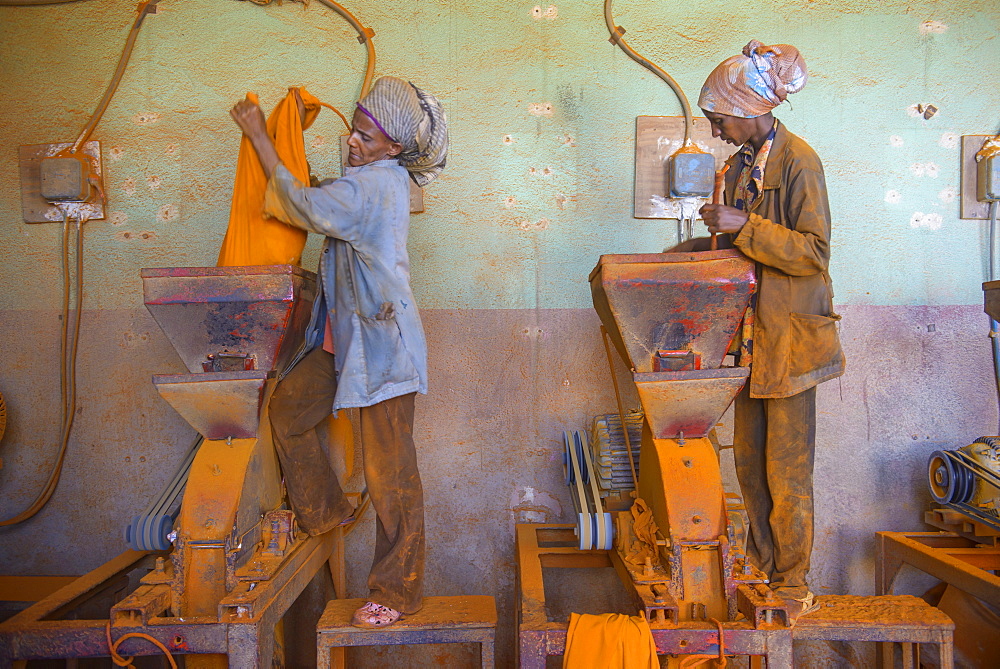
[700,203,749,234]
[229,96,281,176]
[230,97,268,139]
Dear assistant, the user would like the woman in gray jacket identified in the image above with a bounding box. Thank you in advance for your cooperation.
[230,76,447,628]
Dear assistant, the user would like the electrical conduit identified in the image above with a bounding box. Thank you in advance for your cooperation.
[1,214,87,527]
[315,0,376,98]
[989,198,1000,432]
[71,0,161,154]
[603,0,694,146]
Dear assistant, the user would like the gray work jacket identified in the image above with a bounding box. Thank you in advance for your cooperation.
[264,160,428,410]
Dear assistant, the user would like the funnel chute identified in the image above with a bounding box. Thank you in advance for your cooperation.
[590,250,756,438]
[142,265,316,440]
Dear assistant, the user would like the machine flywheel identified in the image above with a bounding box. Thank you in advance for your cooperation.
[928,449,974,504]
[563,430,614,551]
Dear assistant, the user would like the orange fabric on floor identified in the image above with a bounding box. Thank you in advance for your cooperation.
[563,612,659,669]
[217,87,323,267]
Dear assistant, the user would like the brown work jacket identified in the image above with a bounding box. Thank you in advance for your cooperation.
[727,120,846,398]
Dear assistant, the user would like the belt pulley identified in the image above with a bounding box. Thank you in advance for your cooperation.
[124,434,202,551]
[563,430,614,551]
[928,437,1000,532]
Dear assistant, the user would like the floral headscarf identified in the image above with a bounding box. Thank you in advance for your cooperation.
[698,41,808,119]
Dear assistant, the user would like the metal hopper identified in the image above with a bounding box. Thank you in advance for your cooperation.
[142,265,316,374]
[142,265,316,440]
[590,249,756,438]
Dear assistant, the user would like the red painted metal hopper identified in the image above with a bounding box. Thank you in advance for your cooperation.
[142,265,316,440]
[590,250,756,439]
[141,265,316,374]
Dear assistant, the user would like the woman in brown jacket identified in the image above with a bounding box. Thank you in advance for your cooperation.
[697,41,846,620]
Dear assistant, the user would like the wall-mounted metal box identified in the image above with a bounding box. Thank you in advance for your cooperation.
[978,153,1000,203]
[668,151,715,198]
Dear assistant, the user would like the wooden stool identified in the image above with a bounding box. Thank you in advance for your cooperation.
[316,595,497,669]
[794,594,954,668]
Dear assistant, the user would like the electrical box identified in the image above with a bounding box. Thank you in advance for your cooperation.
[668,151,715,197]
[18,141,105,223]
[39,155,91,202]
[978,153,1000,202]
[634,116,737,219]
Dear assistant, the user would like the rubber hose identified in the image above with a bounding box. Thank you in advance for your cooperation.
[603,0,693,146]
[0,215,86,527]
[989,199,1000,433]
[71,0,159,153]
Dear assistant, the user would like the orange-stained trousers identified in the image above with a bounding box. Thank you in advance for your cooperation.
[732,383,816,601]
[268,347,425,614]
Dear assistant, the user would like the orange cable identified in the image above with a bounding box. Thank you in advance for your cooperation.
[0,214,86,526]
[319,101,351,133]
[314,0,376,97]
[105,621,178,669]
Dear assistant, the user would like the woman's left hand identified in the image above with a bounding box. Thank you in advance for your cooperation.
[700,203,749,234]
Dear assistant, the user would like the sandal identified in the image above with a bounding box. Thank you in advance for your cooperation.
[783,591,821,626]
[351,601,403,628]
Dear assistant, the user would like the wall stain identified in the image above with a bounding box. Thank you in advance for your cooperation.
[133,112,161,125]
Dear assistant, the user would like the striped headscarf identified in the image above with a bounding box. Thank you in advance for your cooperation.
[357,77,449,187]
[698,41,808,119]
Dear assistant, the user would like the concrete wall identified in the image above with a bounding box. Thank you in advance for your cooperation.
[1,0,999,665]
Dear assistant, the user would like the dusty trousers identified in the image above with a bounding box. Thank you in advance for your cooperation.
[732,383,816,601]
[268,346,425,613]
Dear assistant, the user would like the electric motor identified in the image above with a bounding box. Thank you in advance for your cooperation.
[928,437,1000,529]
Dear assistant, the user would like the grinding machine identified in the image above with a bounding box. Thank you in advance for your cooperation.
[521,248,957,666]
[562,248,797,627]
[0,264,344,668]
[926,281,1000,533]
[873,280,1000,666]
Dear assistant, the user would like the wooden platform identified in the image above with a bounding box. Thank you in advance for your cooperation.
[316,595,496,669]
[795,595,954,668]
[517,524,954,668]
[924,508,1000,546]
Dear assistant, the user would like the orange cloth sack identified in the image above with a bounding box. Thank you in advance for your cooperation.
[563,612,659,668]
[218,87,323,267]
